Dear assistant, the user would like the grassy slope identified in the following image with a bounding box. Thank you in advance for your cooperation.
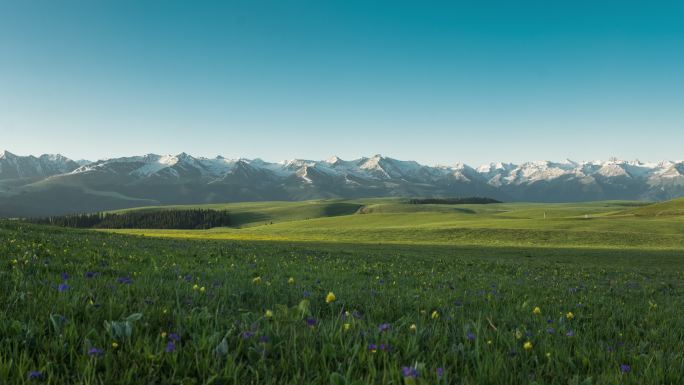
[618,197,684,217]
[105,199,684,249]
[110,199,371,227]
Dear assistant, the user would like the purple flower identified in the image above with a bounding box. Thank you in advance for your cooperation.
[378,323,391,332]
[117,277,133,284]
[84,271,96,279]
[302,290,311,298]
[57,283,70,292]
[259,335,270,343]
[402,366,418,378]
[168,333,181,342]
[368,343,377,352]
[184,275,192,282]
[466,332,476,341]
[306,317,317,327]
[241,331,255,339]
[436,367,444,378]
[61,272,70,281]
[27,371,42,380]
[546,327,556,334]
[165,341,176,353]
[566,330,574,337]
[620,364,631,373]
[88,347,104,357]
[379,343,388,352]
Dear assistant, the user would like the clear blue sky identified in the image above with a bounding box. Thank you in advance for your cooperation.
[1,0,682,165]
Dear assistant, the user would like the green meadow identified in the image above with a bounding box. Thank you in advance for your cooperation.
[2,198,684,384]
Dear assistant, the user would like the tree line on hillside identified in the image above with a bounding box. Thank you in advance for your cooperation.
[28,209,231,229]
[408,197,502,205]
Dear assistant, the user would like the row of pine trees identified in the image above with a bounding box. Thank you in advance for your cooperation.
[29,209,231,229]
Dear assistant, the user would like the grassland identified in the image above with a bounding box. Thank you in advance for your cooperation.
[2,198,684,384]
[107,199,684,250]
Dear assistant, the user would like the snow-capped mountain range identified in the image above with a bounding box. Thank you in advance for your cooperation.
[1,150,683,216]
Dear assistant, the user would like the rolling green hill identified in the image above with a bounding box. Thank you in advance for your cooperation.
[103,198,684,250]
[618,197,684,217]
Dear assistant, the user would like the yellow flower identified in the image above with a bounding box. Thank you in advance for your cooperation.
[343,323,351,331]
[192,284,199,291]
[546,352,551,358]
[566,311,575,320]
[252,276,262,284]
[325,292,336,304]
[199,286,206,293]
[265,309,273,319]
[112,342,119,349]
[288,277,295,285]
[533,306,541,315]
[487,340,492,345]
[431,310,439,320]
[160,332,167,338]
[523,341,533,351]
[515,330,523,340]
[409,324,417,332]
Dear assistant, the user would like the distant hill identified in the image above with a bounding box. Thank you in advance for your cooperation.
[1,150,684,217]
[619,197,684,217]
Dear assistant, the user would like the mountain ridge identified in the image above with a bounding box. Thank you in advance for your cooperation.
[1,150,683,217]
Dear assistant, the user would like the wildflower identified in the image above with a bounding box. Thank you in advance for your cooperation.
[111,341,119,349]
[620,364,631,373]
[288,277,295,285]
[523,341,533,350]
[431,310,439,319]
[168,333,181,342]
[116,277,133,284]
[165,341,176,353]
[401,366,418,379]
[436,367,444,378]
[88,347,104,357]
[192,284,199,291]
[160,332,167,339]
[533,306,541,315]
[11,259,18,265]
[252,276,262,284]
[325,292,336,303]
[57,283,70,292]
[199,286,206,293]
[378,323,391,332]
[27,371,42,380]
[546,352,551,358]
[566,311,574,320]
[467,332,476,342]
[343,323,351,331]
[84,271,96,279]
[487,339,492,345]
[409,323,417,332]
[61,272,70,281]
[546,327,556,334]
[566,330,574,337]
[241,331,255,339]
[264,309,273,319]
[368,343,377,353]
[306,317,317,327]
[515,329,523,339]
